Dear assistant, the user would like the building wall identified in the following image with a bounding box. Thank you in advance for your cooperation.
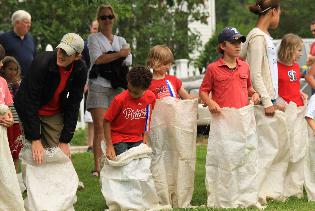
[189,0,215,59]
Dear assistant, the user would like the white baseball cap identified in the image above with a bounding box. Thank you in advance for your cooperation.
[56,33,84,56]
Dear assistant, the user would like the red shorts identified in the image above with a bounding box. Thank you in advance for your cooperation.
[7,123,23,160]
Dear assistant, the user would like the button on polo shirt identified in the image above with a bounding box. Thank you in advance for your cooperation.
[200,57,253,109]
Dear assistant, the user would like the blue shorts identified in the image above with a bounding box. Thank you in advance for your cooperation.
[113,141,143,155]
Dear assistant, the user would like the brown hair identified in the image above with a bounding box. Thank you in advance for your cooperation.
[278,33,303,64]
[95,4,117,30]
[127,66,153,89]
[146,45,174,70]
[1,56,22,82]
[0,44,5,61]
[311,19,315,25]
[249,0,280,15]
[216,43,225,54]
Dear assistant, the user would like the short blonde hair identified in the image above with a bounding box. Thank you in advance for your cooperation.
[11,10,31,25]
[96,4,117,29]
[147,45,174,69]
[278,33,303,64]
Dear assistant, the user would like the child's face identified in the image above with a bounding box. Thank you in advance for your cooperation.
[4,62,18,82]
[293,46,303,62]
[128,82,145,98]
[221,41,241,58]
[154,63,171,75]
[56,48,79,68]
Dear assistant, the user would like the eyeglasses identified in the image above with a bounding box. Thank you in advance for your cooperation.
[98,15,114,20]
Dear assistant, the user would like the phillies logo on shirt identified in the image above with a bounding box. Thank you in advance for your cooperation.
[288,69,297,81]
[155,80,176,98]
[123,108,147,120]
[156,85,167,95]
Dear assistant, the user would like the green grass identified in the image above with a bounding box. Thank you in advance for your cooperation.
[71,128,87,146]
[72,145,315,210]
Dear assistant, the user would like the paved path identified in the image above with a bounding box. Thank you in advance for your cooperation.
[70,145,88,153]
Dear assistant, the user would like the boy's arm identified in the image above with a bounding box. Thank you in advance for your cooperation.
[178,86,193,100]
[305,63,315,89]
[306,117,315,136]
[200,91,221,114]
[103,119,116,160]
[301,91,308,101]
[143,132,149,145]
[248,87,260,104]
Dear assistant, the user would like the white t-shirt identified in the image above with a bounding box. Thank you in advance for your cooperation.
[87,32,132,87]
[306,94,315,119]
[264,33,278,99]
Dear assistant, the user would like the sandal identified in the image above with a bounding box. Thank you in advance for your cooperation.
[91,170,100,177]
[86,146,93,152]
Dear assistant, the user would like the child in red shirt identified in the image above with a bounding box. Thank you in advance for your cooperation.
[104,66,156,159]
[147,45,191,99]
[200,27,260,112]
[277,33,307,107]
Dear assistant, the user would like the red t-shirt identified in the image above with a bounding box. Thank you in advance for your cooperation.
[148,75,182,99]
[104,90,156,144]
[38,64,74,116]
[199,57,253,108]
[278,62,303,106]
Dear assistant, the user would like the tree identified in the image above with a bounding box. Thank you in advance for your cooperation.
[196,0,315,70]
[117,0,208,64]
[0,0,208,65]
[0,0,130,51]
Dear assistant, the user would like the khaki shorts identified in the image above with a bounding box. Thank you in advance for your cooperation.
[86,82,122,110]
[39,113,64,148]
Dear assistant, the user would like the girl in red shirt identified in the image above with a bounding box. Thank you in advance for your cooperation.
[277,33,307,107]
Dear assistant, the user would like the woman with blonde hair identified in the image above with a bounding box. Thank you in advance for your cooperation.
[86,4,132,176]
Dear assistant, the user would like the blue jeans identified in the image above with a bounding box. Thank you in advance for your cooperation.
[113,141,143,155]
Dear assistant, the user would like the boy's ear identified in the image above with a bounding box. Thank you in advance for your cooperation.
[219,42,226,51]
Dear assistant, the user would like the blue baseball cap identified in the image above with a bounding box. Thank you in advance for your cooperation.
[218,27,246,43]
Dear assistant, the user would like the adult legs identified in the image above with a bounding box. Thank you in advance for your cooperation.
[90,108,106,174]
[87,122,94,150]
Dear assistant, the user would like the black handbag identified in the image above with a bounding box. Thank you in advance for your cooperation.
[89,51,129,89]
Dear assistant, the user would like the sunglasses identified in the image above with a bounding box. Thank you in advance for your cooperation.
[98,15,114,20]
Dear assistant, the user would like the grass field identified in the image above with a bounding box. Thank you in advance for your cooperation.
[72,144,315,211]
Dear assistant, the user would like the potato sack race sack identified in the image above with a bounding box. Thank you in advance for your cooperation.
[206,104,260,208]
[0,105,25,211]
[304,125,315,201]
[100,143,170,211]
[20,145,79,211]
[283,102,308,199]
[148,98,198,208]
[254,105,290,204]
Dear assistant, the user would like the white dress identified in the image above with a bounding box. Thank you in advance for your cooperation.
[0,104,25,211]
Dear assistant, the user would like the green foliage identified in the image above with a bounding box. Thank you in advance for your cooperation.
[117,0,208,64]
[272,0,315,39]
[71,128,87,146]
[196,0,315,70]
[194,29,220,72]
[0,0,206,65]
